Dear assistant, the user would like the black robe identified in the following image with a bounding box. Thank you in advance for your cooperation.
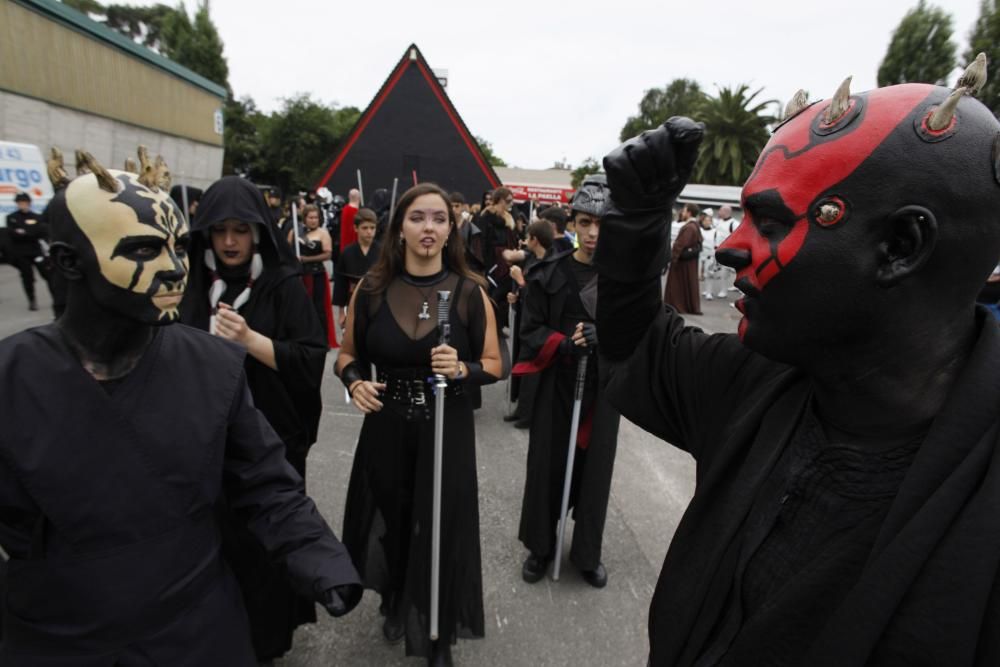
[0,324,359,665]
[332,240,381,308]
[596,209,1000,666]
[180,176,331,660]
[513,249,621,570]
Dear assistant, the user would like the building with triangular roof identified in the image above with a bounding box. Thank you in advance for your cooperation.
[315,44,499,204]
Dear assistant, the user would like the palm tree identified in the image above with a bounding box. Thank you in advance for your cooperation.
[695,85,778,186]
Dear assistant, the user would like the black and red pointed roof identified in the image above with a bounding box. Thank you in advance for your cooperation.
[316,44,500,201]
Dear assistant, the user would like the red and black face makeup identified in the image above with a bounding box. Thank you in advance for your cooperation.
[717,84,937,339]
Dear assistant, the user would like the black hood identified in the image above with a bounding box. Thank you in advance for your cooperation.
[192,176,297,268]
[180,176,300,329]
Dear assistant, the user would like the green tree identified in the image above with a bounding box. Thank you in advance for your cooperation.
[256,94,360,193]
[160,1,230,92]
[965,0,1000,117]
[570,158,601,188]
[695,85,777,186]
[877,1,957,86]
[620,78,705,142]
[222,96,263,176]
[475,136,507,167]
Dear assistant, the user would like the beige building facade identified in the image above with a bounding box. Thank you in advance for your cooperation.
[0,0,226,189]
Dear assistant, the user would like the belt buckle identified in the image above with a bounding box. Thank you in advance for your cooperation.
[412,380,426,406]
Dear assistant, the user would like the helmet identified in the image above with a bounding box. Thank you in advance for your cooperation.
[570,174,609,217]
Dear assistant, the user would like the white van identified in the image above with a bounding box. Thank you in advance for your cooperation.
[0,142,54,218]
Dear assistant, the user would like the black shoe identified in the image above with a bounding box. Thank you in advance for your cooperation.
[522,553,549,583]
[502,412,521,422]
[513,419,531,429]
[428,639,454,667]
[382,613,405,643]
[580,562,608,588]
[28,298,38,311]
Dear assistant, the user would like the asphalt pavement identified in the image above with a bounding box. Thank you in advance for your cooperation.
[0,264,740,666]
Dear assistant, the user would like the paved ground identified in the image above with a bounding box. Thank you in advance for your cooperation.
[0,265,740,666]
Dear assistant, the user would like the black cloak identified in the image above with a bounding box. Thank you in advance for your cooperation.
[513,249,621,570]
[179,176,330,660]
[596,209,1000,666]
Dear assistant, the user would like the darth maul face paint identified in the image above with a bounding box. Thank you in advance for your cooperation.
[716,84,934,349]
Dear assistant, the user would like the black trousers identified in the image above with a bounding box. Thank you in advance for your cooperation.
[9,255,51,303]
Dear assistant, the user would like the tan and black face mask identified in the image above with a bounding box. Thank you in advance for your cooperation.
[64,170,189,324]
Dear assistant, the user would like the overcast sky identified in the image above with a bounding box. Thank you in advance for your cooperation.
[172,0,982,169]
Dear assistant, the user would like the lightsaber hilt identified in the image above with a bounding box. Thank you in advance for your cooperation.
[291,202,301,260]
[552,353,589,581]
[429,289,451,641]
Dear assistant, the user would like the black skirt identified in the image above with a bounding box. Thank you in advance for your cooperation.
[342,389,485,658]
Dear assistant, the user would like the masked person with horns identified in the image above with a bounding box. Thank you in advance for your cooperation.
[595,55,1000,665]
[513,175,622,588]
[179,175,336,663]
[0,150,361,665]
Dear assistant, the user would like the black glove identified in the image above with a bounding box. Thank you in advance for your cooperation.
[558,336,578,357]
[603,117,704,214]
[321,584,363,618]
[579,322,598,349]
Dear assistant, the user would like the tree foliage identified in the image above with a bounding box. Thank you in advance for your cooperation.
[62,0,229,91]
[694,85,777,186]
[159,2,230,92]
[877,1,957,86]
[965,0,1000,117]
[475,136,507,167]
[570,158,601,189]
[619,79,705,142]
[252,94,360,193]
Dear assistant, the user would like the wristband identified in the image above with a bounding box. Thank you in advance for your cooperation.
[339,360,364,393]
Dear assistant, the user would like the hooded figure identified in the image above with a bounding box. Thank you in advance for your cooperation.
[179,176,332,661]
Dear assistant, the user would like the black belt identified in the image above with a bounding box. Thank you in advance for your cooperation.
[377,368,464,421]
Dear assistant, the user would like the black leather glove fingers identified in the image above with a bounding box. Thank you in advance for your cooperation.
[603,117,705,213]
[558,336,578,357]
[321,583,363,618]
[580,322,599,349]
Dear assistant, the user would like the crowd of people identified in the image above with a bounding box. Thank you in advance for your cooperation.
[2,54,1000,667]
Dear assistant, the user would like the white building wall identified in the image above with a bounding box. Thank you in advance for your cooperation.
[0,90,222,190]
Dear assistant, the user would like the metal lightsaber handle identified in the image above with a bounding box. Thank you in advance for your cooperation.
[504,300,517,417]
[552,352,589,582]
[291,203,301,260]
[430,290,451,641]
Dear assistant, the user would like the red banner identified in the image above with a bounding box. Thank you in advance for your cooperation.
[505,183,575,203]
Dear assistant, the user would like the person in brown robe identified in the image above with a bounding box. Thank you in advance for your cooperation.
[664,202,702,314]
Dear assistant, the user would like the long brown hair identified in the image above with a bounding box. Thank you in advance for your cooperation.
[364,182,486,294]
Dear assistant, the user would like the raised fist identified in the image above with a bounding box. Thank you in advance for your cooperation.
[603,117,704,213]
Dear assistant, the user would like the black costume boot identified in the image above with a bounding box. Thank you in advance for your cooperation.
[28,297,38,311]
[580,562,608,588]
[380,593,404,643]
[521,553,549,583]
[428,639,454,667]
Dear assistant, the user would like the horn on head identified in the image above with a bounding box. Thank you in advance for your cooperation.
[822,76,853,124]
[124,156,138,173]
[74,149,91,176]
[783,89,809,121]
[47,147,70,190]
[76,151,119,193]
[956,52,987,96]
[927,87,966,131]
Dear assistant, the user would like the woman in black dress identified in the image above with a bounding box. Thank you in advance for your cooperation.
[290,204,338,348]
[336,183,503,666]
[180,176,336,662]
[476,186,519,327]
